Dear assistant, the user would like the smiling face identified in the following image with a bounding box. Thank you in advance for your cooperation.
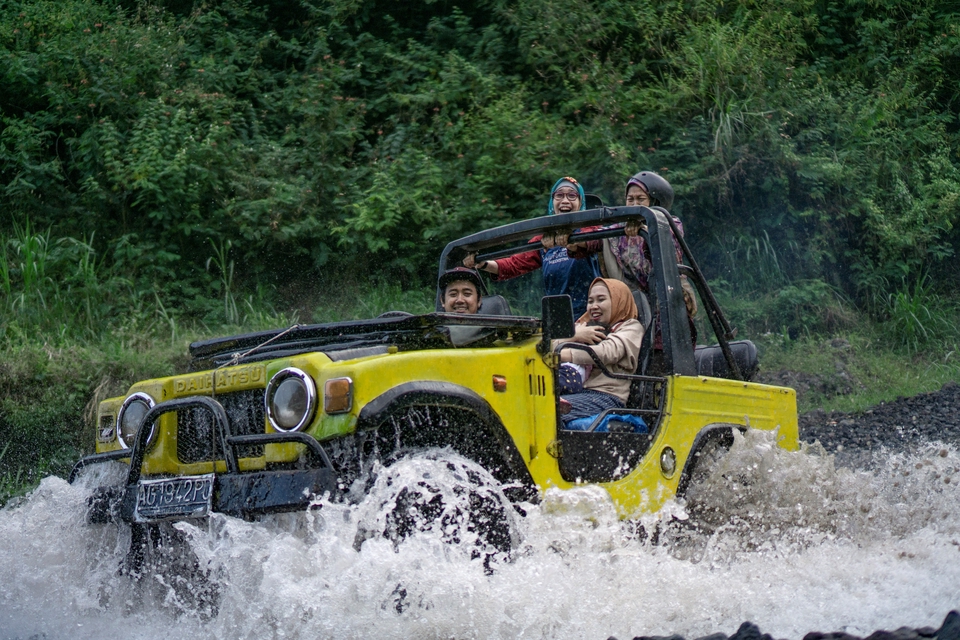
[443,280,480,314]
[552,186,581,213]
[625,184,651,207]
[585,282,612,326]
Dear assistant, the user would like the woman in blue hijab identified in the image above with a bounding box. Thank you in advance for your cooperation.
[465,177,601,316]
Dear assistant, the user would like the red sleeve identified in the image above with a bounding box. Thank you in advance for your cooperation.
[496,235,544,280]
[565,225,604,259]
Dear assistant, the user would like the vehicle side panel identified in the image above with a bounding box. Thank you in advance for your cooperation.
[524,375,798,518]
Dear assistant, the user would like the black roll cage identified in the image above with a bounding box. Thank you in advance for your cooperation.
[438,206,743,379]
[188,206,742,378]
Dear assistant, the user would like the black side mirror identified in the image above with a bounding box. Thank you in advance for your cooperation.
[540,295,575,353]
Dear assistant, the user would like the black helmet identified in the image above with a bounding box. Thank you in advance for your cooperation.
[438,267,487,296]
[626,171,674,210]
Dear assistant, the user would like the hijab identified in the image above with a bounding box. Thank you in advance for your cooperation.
[577,277,638,328]
[547,176,586,215]
[625,177,649,201]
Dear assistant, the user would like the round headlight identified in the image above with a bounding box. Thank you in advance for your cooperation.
[266,368,317,432]
[117,392,157,450]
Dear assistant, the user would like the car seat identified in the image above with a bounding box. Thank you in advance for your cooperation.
[633,290,653,375]
[694,340,758,381]
[477,294,512,316]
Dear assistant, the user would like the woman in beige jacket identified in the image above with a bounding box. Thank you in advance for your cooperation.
[557,277,643,425]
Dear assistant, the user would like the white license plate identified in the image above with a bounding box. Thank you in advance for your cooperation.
[135,474,214,522]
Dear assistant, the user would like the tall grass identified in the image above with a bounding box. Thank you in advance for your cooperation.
[881,274,958,354]
[704,229,802,294]
[0,443,24,507]
[2,221,121,339]
[311,280,433,323]
[695,229,853,340]
[206,238,239,325]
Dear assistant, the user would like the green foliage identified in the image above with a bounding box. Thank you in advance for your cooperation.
[756,331,960,414]
[2,0,958,306]
[877,274,959,354]
[311,279,433,323]
[2,0,960,497]
[0,332,184,505]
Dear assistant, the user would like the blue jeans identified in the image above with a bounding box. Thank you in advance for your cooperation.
[561,390,624,425]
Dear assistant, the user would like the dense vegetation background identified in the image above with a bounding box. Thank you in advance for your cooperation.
[2,0,959,498]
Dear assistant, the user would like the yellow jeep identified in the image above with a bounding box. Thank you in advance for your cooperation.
[72,205,798,541]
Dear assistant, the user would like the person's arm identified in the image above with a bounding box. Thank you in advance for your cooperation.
[561,320,643,371]
[489,235,544,280]
[555,323,604,358]
[565,242,602,259]
[465,234,544,280]
[464,253,500,276]
[564,224,604,259]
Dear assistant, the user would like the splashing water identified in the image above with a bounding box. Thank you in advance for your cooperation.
[2,435,960,640]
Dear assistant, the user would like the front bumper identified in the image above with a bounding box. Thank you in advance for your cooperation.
[71,396,339,523]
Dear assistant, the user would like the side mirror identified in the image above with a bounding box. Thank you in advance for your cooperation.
[540,295,575,353]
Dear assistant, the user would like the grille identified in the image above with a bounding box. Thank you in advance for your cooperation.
[177,389,265,463]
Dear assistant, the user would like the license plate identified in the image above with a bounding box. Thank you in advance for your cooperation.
[135,474,215,522]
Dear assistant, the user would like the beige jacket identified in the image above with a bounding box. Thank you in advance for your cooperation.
[564,318,643,402]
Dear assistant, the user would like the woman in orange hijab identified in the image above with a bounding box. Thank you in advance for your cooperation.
[557,277,644,424]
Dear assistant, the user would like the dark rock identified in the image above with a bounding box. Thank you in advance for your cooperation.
[729,621,773,640]
[798,381,960,463]
[695,634,730,640]
[936,611,960,640]
[803,633,861,640]
[613,611,959,640]
[863,628,923,640]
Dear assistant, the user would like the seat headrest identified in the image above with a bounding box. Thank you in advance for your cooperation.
[478,294,512,316]
[633,290,652,330]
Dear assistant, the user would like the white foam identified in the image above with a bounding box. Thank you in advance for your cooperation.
[2,438,959,639]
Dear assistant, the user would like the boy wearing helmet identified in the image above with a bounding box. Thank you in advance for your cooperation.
[438,267,485,314]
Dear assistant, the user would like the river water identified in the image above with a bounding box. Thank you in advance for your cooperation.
[2,431,959,640]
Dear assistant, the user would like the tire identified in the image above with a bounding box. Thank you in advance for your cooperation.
[675,427,744,535]
[118,521,222,620]
[684,437,731,495]
[353,449,520,563]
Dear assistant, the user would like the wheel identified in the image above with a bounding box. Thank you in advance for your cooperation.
[120,521,221,620]
[675,427,742,533]
[353,449,520,563]
[684,436,731,494]
[73,464,221,620]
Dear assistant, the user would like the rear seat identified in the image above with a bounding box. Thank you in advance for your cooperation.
[694,340,758,381]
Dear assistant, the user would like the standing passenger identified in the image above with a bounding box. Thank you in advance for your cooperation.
[464,177,600,317]
[567,171,698,370]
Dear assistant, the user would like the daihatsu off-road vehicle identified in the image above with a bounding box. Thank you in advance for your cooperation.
[71,205,798,559]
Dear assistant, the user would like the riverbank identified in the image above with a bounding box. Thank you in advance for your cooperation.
[2,318,958,506]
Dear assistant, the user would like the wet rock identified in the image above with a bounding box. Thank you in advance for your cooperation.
[803,633,861,640]
[937,611,960,640]
[862,628,926,640]
[729,621,775,640]
[799,382,960,462]
[695,634,730,640]
[613,611,960,640]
